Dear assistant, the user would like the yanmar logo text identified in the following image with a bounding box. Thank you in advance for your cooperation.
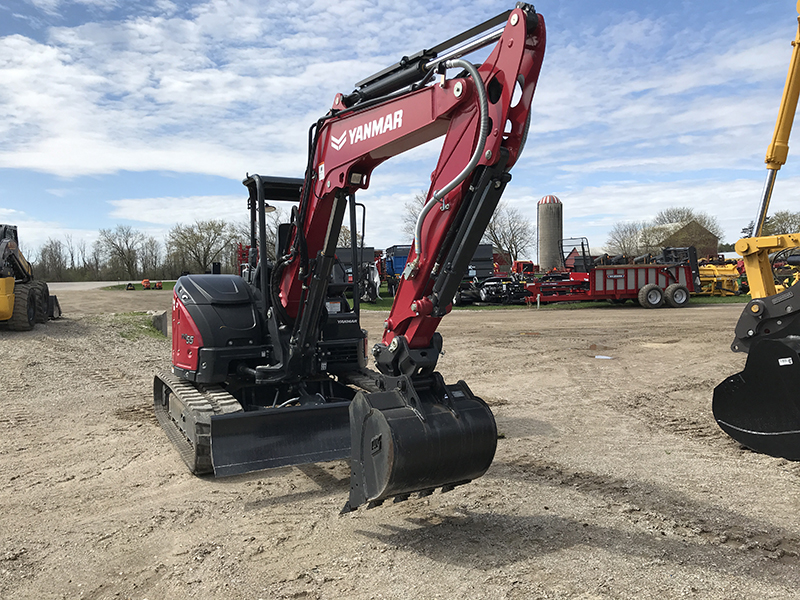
[331,109,403,151]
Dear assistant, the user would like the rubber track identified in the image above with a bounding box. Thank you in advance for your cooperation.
[154,370,242,474]
[338,368,383,393]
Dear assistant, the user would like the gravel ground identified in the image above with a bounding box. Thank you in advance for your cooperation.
[2,289,799,599]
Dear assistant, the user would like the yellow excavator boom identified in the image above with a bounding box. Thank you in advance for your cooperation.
[713,3,800,462]
[752,1,800,236]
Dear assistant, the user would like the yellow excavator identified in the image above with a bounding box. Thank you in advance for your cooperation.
[0,224,60,330]
[713,1,800,459]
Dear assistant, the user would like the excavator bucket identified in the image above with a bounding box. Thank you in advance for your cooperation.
[713,337,800,460]
[343,378,497,512]
[209,403,351,477]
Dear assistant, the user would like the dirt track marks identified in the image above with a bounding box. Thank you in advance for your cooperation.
[505,457,800,564]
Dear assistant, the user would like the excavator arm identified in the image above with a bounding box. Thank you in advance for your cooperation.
[713,2,800,460]
[274,5,544,358]
[282,5,545,510]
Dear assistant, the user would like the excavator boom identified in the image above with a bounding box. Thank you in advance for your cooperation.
[714,2,800,460]
[754,1,800,235]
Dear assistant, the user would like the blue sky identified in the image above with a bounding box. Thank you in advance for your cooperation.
[1,0,799,260]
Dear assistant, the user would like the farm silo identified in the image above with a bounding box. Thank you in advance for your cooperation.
[537,195,563,271]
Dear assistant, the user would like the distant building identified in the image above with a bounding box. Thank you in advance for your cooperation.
[641,220,718,259]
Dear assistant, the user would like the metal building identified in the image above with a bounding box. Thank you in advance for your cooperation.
[537,195,563,271]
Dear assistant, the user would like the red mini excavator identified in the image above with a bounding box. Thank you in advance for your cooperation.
[154,4,546,511]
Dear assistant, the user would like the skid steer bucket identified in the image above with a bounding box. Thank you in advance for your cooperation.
[713,337,800,460]
[344,378,497,512]
[210,402,351,477]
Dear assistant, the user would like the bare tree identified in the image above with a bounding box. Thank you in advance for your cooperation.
[89,240,104,279]
[167,220,233,274]
[139,236,162,277]
[76,239,88,269]
[338,225,353,248]
[481,201,534,262]
[228,207,289,269]
[652,207,723,239]
[401,194,533,261]
[37,238,68,281]
[605,221,644,256]
[64,234,76,270]
[98,225,145,279]
[337,225,365,249]
[401,192,427,240]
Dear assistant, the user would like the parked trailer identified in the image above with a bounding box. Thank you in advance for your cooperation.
[526,246,701,308]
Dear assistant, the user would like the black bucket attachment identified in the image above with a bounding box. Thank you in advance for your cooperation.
[210,402,351,477]
[344,377,497,512]
[713,337,800,460]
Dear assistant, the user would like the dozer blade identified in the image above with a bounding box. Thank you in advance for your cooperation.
[713,337,800,460]
[344,377,497,512]
[210,402,351,477]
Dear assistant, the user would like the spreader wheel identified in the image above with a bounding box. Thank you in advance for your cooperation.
[665,283,690,308]
[637,283,664,309]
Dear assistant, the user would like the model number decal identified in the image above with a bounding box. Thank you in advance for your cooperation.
[772,290,794,304]
[779,357,793,367]
[182,333,195,345]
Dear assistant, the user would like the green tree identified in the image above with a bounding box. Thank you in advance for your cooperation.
[762,210,800,235]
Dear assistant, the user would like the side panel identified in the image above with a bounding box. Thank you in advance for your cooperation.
[172,292,204,373]
[0,278,14,320]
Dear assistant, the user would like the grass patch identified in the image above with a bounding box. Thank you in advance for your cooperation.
[112,312,167,340]
[689,295,751,304]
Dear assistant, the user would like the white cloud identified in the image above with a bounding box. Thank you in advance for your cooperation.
[23,0,61,15]
[108,194,246,224]
[3,1,800,259]
[0,207,99,256]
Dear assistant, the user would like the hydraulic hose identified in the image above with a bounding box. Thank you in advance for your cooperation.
[411,59,489,268]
